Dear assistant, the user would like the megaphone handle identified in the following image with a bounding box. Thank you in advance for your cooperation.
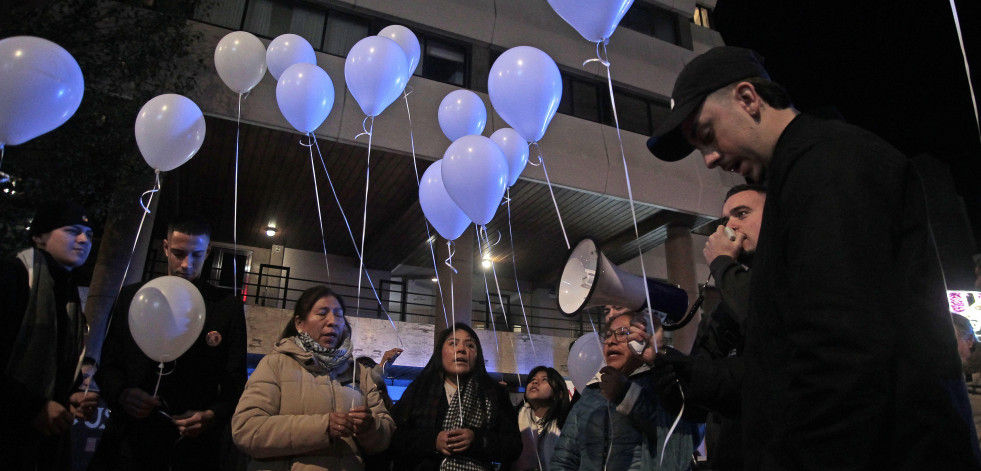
[663,273,713,332]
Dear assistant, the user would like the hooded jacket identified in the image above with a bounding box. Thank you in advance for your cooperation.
[232,337,395,471]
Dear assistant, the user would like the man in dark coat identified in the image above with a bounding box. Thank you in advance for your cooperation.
[1,200,99,470]
[648,46,981,470]
[90,214,246,471]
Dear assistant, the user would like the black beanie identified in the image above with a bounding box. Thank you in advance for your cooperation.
[29,200,90,236]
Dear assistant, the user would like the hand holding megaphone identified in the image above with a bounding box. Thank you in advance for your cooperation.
[703,225,745,265]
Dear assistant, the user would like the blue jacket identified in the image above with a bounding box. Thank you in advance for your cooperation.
[551,368,702,471]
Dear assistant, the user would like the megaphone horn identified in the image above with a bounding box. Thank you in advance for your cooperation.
[557,238,692,329]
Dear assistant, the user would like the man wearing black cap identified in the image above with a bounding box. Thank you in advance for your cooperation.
[0,200,100,470]
[90,213,246,471]
[648,46,981,469]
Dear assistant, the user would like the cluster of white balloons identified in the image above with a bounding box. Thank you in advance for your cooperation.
[420,45,563,240]
[0,36,84,149]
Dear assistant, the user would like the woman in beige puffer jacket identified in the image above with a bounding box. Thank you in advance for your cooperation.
[232,286,394,471]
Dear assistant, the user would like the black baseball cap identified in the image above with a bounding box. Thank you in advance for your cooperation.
[647,47,770,162]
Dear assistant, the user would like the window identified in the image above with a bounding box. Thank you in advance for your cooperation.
[620,3,681,46]
[420,37,468,86]
[323,12,370,57]
[243,0,325,46]
[693,6,712,28]
[606,91,651,135]
[556,71,669,136]
[571,79,601,122]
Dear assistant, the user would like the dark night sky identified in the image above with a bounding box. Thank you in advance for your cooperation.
[713,0,981,247]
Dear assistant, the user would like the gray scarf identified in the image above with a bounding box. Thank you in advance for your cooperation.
[294,331,352,372]
[4,248,85,400]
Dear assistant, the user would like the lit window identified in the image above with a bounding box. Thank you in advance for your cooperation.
[694,6,712,28]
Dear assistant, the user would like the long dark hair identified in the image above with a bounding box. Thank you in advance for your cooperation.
[280,286,349,340]
[524,366,571,430]
[393,323,498,423]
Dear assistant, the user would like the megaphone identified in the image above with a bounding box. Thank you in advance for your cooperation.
[557,238,693,330]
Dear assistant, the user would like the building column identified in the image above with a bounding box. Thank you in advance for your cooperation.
[435,226,474,347]
[664,223,700,354]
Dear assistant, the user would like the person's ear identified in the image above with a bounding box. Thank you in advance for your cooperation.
[162,237,170,255]
[734,82,762,118]
[32,234,46,248]
[205,242,212,258]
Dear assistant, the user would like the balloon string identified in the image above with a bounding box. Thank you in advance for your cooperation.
[139,172,161,213]
[355,117,374,321]
[102,171,161,359]
[444,241,458,274]
[233,93,242,301]
[505,189,536,357]
[403,86,452,329]
[660,384,685,467]
[480,226,519,377]
[0,144,5,173]
[355,117,371,140]
[476,226,500,358]
[597,41,658,355]
[306,133,332,283]
[152,362,164,398]
[949,0,981,146]
[311,133,404,349]
[531,143,570,250]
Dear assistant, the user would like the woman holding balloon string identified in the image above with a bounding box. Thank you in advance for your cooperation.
[232,286,394,471]
[390,323,521,471]
[510,366,571,471]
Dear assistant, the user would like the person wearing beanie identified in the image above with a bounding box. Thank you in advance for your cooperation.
[0,199,99,470]
[648,46,980,469]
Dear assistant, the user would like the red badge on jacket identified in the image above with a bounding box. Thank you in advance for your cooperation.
[206,331,222,347]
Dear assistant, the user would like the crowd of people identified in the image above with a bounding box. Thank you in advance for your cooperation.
[5,44,981,471]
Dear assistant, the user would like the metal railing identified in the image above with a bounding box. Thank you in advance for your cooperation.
[143,258,591,338]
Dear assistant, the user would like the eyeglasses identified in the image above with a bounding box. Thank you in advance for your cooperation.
[601,326,631,343]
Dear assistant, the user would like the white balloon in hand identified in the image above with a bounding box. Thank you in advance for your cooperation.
[128,276,206,363]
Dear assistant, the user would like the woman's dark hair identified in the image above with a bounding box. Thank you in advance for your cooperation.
[524,366,571,430]
[280,286,348,340]
[392,323,498,424]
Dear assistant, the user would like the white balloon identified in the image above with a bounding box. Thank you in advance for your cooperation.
[378,25,421,77]
[214,31,267,94]
[128,276,206,363]
[266,33,317,81]
[438,90,487,142]
[488,46,562,143]
[0,36,84,147]
[344,36,409,117]
[568,332,604,393]
[419,160,470,241]
[547,0,635,43]
[135,94,206,172]
[440,135,508,226]
[276,63,335,133]
[489,128,529,187]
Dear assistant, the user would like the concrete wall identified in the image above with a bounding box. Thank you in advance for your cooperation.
[245,303,575,377]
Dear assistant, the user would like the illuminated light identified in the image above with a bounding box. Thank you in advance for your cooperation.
[265,226,277,237]
[481,255,492,269]
[431,277,438,282]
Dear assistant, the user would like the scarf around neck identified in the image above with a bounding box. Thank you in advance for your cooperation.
[294,331,352,372]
